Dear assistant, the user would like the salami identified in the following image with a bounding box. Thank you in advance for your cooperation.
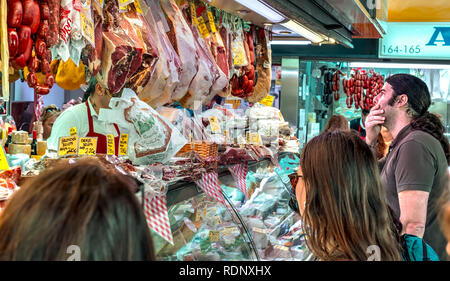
[46,0,60,46]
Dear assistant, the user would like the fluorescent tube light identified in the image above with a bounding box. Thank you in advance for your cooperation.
[348,62,450,70]
[235,0,285,23]
[270,40,311,45]
[281,20,324,43]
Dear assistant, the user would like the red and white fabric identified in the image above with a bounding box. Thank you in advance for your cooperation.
[195,171,226,206]
[228,162,248,199]
[144,194,173,245]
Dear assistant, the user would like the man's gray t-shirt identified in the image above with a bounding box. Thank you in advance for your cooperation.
[380,124,448,260]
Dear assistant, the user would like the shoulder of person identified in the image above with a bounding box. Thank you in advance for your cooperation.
[404,130,442,149]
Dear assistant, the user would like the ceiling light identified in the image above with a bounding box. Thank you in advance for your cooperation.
[348,62,450,69]
[270,40,312,45]
[263,22,273,26]
[237,9,250,15]
[279,31,292,35]
[281,20,324,43]
[235,0,285,23]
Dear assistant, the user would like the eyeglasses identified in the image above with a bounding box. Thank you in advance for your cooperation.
[288,173,302,195]
[45,107,59,113]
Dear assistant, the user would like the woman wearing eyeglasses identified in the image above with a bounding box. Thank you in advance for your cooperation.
[46,77,124,155]
[292,130,403,261]
[37,105,61,140]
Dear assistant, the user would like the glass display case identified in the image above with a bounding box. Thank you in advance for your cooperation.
[150,152,312,261]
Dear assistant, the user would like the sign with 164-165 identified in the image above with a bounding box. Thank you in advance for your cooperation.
[379,22,450,60]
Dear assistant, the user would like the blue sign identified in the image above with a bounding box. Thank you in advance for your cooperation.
[379,22,450,60]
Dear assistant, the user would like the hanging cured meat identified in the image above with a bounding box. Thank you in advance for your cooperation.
[160,0,200,103]
[247,28,271,103]
[139,0,182,108]
[99,1,158,95]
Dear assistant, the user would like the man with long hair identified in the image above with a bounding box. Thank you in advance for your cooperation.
[365,73,449,260]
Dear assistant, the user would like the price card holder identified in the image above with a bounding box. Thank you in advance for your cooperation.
[209,117,221,133]
[197,16,210,38]
[207,11,217,33]
[190,3,198,26]
[78,137,98,156]
[225,98,241,109]
[260,95,275,107]
[119,134,128,156]
[209,230,220,242]
[80,13,95,47]
[107,134,115,155]
[58,136,78,156]
[118,0,134,8]
[0,146,10,171]
[133,0,143,14]
[70,127,77,136]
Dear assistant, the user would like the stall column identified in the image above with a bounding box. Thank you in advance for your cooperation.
[280,57,300,131]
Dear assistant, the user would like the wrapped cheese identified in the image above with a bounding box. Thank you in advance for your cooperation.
[11,131,29,144]
[8,144,31,155]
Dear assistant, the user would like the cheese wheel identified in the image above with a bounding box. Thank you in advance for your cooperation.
[37,141,47,155]
[12,131,29,144]
[8,144,31,155]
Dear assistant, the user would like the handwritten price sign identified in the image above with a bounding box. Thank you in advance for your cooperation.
[78,137,98,156]
[58,136,78,156]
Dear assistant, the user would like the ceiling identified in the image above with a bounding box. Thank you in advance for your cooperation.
[208,0,386,48]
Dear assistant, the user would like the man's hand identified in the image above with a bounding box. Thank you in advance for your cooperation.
[365,104,385,146]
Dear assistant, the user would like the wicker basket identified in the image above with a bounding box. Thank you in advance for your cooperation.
[176,141,219,159]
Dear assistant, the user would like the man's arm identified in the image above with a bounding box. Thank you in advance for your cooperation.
[398,190,429,238]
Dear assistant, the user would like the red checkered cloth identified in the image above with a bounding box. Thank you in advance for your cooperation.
[228,162,248,199]
[195,171,226,206]
[144,194,173,245]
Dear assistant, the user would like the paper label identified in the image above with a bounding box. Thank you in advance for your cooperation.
[190,3,198,26]
[118,0,134,8]
[246,132,250,144]
[118,134,128,155]
[274,245,290,251]
[209,117,221,133]
[197,16,210,38]
[58,136,78,156]
[107,134,115,155]
[250,133,262,145]
[78,137,97,155]
[260,95,275,107]
[70,127,77,136]
[225,98,241,109]
[253,227,267,234]
[0,147,10,171]
[134,0,143,14]
[221,226,239,236]
[80,13,95,47]
[223,130,230,142]
[209,230,220,242]
[207,11,217,33]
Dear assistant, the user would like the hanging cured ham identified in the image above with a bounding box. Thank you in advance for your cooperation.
[160,0,199,104]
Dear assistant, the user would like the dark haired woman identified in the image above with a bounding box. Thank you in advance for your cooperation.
[365,73,449,260]
[0,158,156,261]
[295,130,402,261]
[323,114,349,132]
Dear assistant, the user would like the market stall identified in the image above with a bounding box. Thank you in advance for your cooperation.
[0,0,303,260]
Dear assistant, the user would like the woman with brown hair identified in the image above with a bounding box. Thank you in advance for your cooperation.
[323,114,349,132]
[295,130,402,261]
[0,158,156,261]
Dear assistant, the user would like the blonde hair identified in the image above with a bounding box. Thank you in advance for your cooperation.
[39,105,61,124]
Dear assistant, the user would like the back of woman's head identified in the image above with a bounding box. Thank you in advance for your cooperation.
[300,130,401,261]
[0,158,155,261]
[324,115,349,132]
